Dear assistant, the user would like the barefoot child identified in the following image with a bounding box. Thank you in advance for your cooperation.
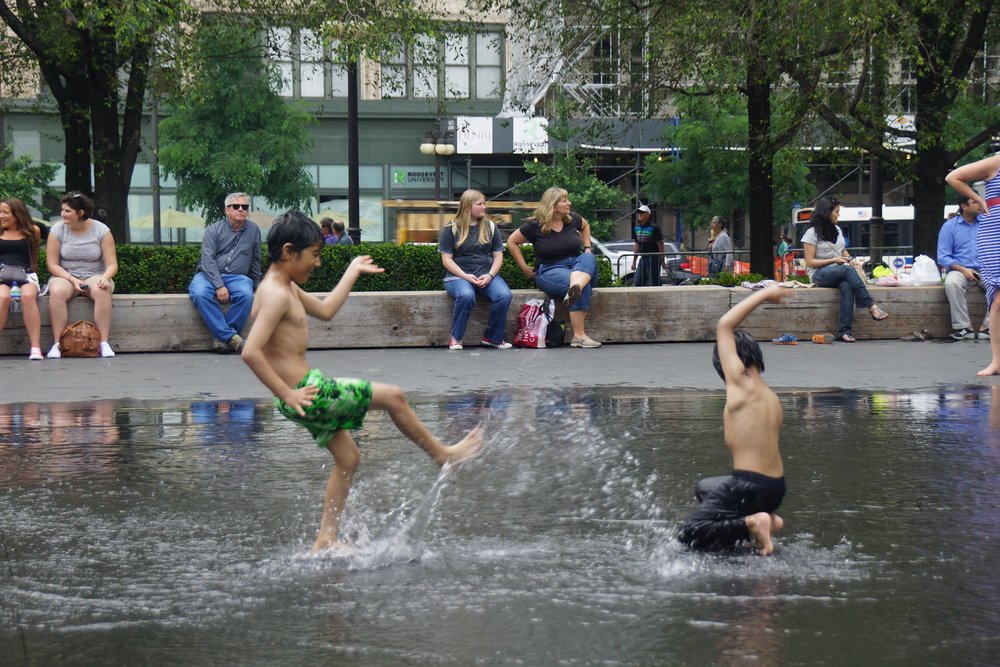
[678,285,788,555]
[241,211,482,553]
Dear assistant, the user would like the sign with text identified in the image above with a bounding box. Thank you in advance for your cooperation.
[513,117,549,154]
[390,166,445,189]
[456,116,493,154]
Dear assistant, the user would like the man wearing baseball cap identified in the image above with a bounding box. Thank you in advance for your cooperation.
[631,204,666,286]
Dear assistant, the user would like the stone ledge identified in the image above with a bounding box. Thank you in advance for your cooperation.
[0,285,979,355]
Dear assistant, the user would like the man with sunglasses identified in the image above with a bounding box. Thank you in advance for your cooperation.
[188,192,262,353]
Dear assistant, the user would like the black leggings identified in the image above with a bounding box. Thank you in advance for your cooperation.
[678,470,785,552]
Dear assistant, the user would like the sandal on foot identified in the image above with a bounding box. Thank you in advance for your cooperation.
[811,333,835,344]
[835,333,857,343]
[563,283,582,307]
[869,305,889,321]
[771,333,798,345]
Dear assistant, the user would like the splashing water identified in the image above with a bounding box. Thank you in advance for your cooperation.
[1,387,998,665]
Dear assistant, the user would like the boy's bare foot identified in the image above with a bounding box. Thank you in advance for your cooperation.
[435,426,483,466]
[977,364,1000,377]
[310,538,355,556]
[770,514,784,535]
[745,512,775,556]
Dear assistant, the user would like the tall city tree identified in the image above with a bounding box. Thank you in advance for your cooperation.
[0,1,193,241]
[486,0,850,276]
[787,0,1000,256]
[0,0,451,242]
[158,19,316,223]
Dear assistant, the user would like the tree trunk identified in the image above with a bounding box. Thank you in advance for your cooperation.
[746,59,775,279]
[58,101,94,198]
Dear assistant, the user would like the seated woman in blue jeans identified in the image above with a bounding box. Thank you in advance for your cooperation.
[439,189,513,350]
[802,196,889,342]
[506,187,600,348]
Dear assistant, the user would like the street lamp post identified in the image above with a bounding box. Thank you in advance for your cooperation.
[419,129,455,200]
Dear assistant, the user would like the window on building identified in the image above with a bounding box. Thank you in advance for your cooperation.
[379,30,503,101]
[268,27,350,99]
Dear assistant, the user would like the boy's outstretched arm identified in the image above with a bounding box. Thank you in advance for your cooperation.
[717,286,790,382]
[299,255,384,322]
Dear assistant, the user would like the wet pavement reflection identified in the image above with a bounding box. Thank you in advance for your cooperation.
[1,388,998,665]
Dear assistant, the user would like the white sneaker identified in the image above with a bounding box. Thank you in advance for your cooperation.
[100,341,116,358]
[28,347,43,361]
[46,343,61,359]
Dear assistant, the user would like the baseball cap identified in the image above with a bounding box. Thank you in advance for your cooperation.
[637,205,651,213]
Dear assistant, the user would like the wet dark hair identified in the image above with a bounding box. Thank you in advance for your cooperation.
[266,210,323,263]
[810,196,841,244]
[712,329,764,381]
[60,191,94,220]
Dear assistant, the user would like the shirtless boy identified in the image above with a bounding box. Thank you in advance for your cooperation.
[678,285,788,555]
[241,211,482,553]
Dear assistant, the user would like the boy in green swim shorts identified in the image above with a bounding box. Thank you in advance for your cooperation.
[242,211,483,554]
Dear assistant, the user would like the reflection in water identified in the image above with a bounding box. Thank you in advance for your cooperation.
[0,388,997,666]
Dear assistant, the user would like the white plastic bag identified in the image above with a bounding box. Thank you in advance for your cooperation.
[910,255,943,285]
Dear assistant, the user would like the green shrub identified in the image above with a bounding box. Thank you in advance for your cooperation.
[698,272,765,286]
[35,243,614,294]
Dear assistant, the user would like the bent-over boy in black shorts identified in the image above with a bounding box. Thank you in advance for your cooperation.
[678,285,789,555]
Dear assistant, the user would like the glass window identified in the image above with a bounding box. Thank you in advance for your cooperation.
[381,46,408,98]
[300,29,325,97]
[376,30,502,101]
[476,32,502,99]
[268,28,294,97]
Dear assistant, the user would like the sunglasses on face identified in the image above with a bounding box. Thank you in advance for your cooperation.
[228,204,250,210]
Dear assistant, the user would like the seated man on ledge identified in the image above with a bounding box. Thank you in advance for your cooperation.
[188,192,262,353]
[938,195,989,341]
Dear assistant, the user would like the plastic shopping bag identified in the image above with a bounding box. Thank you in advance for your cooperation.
[513,298,553,348]
[910,255,943,285]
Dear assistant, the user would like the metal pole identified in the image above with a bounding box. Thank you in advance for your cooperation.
[151,97,161,246]
[347,59,360,243]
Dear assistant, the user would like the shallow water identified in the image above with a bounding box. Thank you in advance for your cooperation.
[1,387,999,665]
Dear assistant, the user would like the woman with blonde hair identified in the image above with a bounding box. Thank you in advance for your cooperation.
[438,189,513,350]
[0,197,44,359]
[506,187,600,347]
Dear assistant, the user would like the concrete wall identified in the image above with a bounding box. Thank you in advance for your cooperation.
[0,286,983,356]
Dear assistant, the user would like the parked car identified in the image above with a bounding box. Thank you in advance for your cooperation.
[592,239,701,285]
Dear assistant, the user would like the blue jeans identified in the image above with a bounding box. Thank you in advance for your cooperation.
[811,264,874,336]
[444,275,513,343]
[535,253,598,312]
[634,254,661,286]
[188,272,255,342]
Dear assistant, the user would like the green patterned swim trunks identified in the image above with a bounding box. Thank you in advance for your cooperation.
[274,369,373,447]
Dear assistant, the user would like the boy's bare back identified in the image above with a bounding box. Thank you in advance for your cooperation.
[723,373,783,478]
[715,286,788,478]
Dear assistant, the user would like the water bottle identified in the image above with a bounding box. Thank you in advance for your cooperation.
[9,282,22,313]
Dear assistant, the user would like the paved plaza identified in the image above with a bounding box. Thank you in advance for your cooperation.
[3,338,996,404]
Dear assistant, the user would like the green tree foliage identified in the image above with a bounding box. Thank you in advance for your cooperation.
[643,94,813,232]
[158,20,317,223]
[787,0,999,256]
[0,1,195,241]
[0,144,58,210]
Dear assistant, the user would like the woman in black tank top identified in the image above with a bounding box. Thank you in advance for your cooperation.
[0,197,44,359]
